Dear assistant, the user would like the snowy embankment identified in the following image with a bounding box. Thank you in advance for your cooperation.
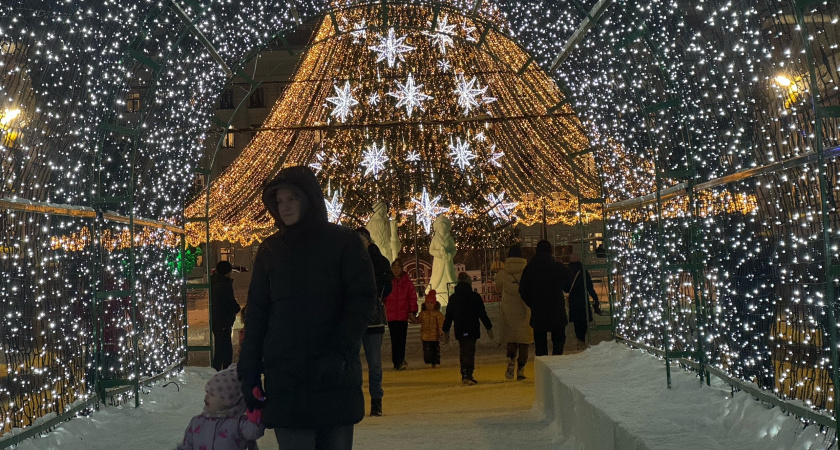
[535,341,831,450]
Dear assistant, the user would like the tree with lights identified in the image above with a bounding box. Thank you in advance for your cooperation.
[186,2,600,249]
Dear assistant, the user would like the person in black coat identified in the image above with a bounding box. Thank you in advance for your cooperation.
[211,260,241,371]
[566,253,600,349]
[518,240,568,356]
[442,272,493,385]
[238,166,377,448]
[355,227,392,417]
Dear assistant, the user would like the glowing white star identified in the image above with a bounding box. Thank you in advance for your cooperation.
[326,81,359,123]
[350,18,367,43]
[448,137,476,170]
[410,188,449,234]
[406,150,421,162]
[369,28,415,68]
[368,92,380,106]
[488,145,504,168]
[325,191,344,224]
[424,14,456,55]
[462,20,478,43]
[486,191,518,223]
[460,203,474,215]
[361,141,388,178]
[453,74,492,115]
[437,59,452,73]
[475,131,486,142]
[309,151,326,174]
[388,73,432,117]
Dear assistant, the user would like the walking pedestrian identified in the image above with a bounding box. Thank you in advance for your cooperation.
[356,227,393,416]
[418,290,445,368]
[442,272,493,385]
[495,245,532,380]
[238,166,377,450]
[566,253,599,350]
[211,260,240,371]
[384,259,418,370]
[518,240,568,356]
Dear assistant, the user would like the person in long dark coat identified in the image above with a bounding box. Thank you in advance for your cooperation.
[518,240,568,356]
[238,166,377,449]
[442,272,493,385]
[566,253,599,349]
[355,227,392,417]
[211,260,240,371]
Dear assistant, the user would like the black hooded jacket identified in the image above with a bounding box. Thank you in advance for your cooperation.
[442,282,492,341]
[237,166,377,429]
[566,261,599,323]
[366,243,392,330]
[518,253,569,330]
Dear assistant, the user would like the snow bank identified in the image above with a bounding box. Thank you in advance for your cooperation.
[534,341,832,449]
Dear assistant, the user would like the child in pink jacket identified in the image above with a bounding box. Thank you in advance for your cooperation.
[178,365,265,449]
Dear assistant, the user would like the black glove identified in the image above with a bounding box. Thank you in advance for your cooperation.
[314,353,347,386]
[241,375,265,411]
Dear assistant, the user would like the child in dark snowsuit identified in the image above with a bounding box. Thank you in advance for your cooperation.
[419,290,445,368]
[442,273,493,385]
[178,366,265,450]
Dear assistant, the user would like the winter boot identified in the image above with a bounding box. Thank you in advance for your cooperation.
[370,398,382,416]
[505,358,515,380]
[516,365,526,381]
[462,377,478,386]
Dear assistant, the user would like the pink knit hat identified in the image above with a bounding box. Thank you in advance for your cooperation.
[205,366,243,411]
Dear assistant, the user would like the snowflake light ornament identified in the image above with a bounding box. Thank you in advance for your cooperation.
[368,92,380,106]
[486,191,518,224]
[369,28,415,68]
[361,141,388,179]
[437,59,452,73]
[460,203,474,216]
[462,20,478,43]
[410,188,449,234]
[406,150,421,162]
[423,14,456,55]
[488,145,504,168]
[448,136,476,170]
[326,81,359,123]
[453,74,491,115]
[350,18,367,43]
[388,73,432,117]
[309,151,326,174]
[325,191,344,224]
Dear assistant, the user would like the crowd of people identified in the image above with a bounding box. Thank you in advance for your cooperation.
[181,165,603,449]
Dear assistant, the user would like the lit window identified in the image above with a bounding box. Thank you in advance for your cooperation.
[126,92,141,113]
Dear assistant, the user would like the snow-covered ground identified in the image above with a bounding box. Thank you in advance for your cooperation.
[5,316,830,449]
[536,341,833,449]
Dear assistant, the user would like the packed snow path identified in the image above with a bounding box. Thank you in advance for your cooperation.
[9,309,829,449]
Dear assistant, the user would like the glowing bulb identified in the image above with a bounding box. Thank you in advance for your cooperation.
[0,108,21,126]
[774,75,792,87]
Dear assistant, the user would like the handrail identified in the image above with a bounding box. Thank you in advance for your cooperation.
[0,197,185,234]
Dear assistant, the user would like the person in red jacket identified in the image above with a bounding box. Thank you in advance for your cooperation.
[384,259,418,370]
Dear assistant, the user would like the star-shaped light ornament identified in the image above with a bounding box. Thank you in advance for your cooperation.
[411,188,449,234]
[423,14,456,55]
[369,28,415,68]
[486,192,518,224]
[325,191,344,224]
[454,74,494,115]
[388,73,433,117]
[475,131,487,142]
[406,150,421,162]
[309,151,326,174]
[326,81,359,123]
[460,203,474,216]
[448,137,476,170]
[462,20,478,42]
[488,145,504,168]
[437,59,452,73]
[361,141,388,179]
[368,92,380,106]
[350,18,367,43]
